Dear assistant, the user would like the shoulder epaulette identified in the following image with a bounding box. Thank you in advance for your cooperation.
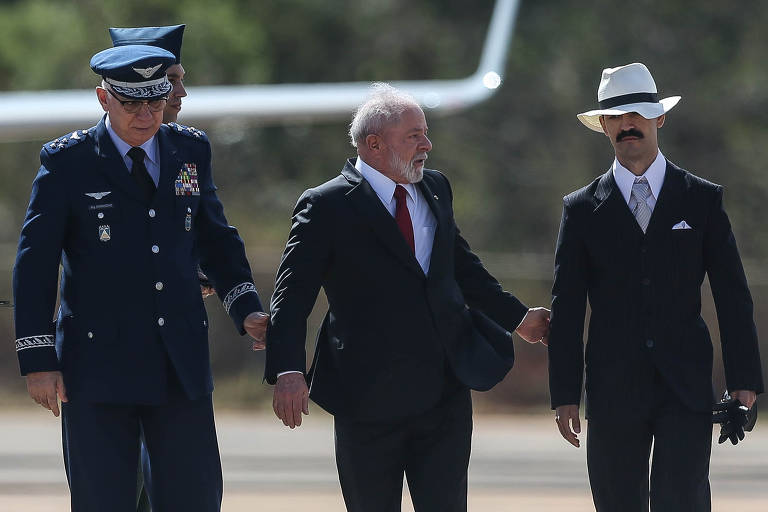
[167,122,207,140]
[44,129,92,154]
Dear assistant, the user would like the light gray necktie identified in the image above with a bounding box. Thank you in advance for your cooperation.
[631,177,652,233]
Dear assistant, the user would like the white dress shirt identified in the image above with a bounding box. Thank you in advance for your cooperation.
[106,116,161,186]
[612,149,666,213]
[355,156,437,275]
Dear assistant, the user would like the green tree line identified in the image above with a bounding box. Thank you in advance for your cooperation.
[1,0,766,409]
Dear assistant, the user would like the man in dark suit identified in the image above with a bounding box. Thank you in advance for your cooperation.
[265,83,550,511]
[548,62,763,511]
[13,44,268,511]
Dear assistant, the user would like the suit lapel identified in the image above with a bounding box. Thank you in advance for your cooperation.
[93,118,146,203]
[592,169,644,236]
[342,160,424,278]
[593,162,687,241]
[417,176,449,275]
[644,161,684,238]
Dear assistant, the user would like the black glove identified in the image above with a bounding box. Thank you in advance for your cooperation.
[712,392,757,445]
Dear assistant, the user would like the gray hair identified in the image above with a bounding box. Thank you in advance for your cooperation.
[349,83,420,148]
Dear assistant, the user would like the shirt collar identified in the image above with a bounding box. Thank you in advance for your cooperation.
[105,115,159,166]
[612,149,666,203]
[355,156,417,205]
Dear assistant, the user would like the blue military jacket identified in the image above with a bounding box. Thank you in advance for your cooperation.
[13,117,263,404]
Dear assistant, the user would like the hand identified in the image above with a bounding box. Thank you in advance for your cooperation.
[555,404,581,447]
[273,373,309,429]
[515,307,550,345]
[26,371,68,417]
[713,395,757,445]
[731,390,756,409]
[244,311,269,350]
[197,269,214,299]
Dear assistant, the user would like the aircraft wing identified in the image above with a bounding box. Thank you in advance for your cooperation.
[0,0,519,141]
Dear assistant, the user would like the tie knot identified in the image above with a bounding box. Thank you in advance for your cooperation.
[127,146,145,163]
[394,185,408,203]
[632,177,651,200]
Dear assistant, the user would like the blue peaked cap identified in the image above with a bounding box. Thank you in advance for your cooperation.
[109,24,185,64]
[90,45,175,100]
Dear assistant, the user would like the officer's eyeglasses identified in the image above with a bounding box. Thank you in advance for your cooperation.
[106,88,168,114]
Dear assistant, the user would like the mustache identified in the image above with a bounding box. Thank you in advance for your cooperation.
[616,129,644,142]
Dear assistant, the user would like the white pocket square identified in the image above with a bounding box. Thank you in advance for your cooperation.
[672,220,693,230]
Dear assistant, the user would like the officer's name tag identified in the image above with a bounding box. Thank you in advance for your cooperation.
[175,163,200,196]
[88,203,113,210]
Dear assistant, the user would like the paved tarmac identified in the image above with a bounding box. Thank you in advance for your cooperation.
[0,410,766,511]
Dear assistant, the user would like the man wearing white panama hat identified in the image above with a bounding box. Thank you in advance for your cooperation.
[547,62,763,511]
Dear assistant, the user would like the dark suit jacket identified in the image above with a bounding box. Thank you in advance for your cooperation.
[548,160,763,418]
[13,117,263,404]
[265,159,528,421]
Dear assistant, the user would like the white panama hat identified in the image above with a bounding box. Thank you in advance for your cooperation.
[577,62,681,133]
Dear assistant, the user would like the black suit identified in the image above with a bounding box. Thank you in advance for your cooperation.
[266,159,527,510]
[548,161,763,511]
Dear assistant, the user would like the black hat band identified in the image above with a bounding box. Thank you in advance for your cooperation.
[599,92,659,109]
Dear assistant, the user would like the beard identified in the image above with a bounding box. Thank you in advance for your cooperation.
[390,152,427,183]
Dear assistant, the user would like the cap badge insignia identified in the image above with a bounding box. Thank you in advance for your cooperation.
[98,225,111,242]
[132,64,162,79]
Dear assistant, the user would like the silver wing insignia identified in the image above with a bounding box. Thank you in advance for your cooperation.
[132,64,162,79]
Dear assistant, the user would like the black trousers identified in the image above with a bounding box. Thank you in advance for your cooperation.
[61,370,222,512]
[587,371,712,512]
[334,387,473,512]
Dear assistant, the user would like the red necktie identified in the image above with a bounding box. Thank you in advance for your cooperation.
[394,185,415,253]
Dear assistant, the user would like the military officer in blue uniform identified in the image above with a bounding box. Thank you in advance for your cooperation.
[13,44,268,511]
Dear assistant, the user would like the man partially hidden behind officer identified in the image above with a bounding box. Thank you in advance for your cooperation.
[548,62,763,511]
[13,43,268,511]
[109,24,188,125]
